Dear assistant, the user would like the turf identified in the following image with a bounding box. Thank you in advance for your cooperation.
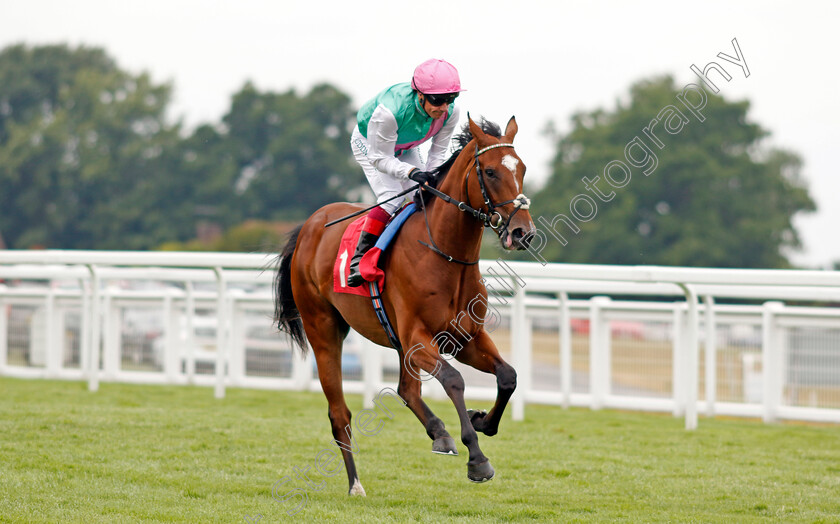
[1,377,839,523]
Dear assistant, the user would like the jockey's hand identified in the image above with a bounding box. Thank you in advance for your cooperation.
[409,170,435,188]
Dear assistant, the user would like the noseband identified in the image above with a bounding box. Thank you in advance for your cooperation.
[417,141,532,264]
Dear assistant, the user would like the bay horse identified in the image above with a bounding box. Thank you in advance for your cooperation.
[274,116,535,495]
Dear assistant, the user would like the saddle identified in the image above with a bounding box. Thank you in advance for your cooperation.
[333,202,417,298]
[333,203,418,349]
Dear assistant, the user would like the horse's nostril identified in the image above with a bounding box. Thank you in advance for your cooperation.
[510,227,534,248]
[511,228,529,247]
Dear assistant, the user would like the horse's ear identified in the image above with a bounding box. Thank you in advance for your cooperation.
[468,114,491,146]
[468,114,484,142]
[503,116,518,142]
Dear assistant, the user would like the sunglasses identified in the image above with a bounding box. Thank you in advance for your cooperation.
[423,92,458,106]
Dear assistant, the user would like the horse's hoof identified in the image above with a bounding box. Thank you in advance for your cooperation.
[468,409,497,436]
[348,478,366,496]
[432,436,458,455]
[467,409,486,427]
[467,460,495,483]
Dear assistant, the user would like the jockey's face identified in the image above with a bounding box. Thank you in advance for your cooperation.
[419,93,449,120]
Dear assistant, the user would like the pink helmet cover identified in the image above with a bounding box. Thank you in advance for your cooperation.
[411,59,465,94]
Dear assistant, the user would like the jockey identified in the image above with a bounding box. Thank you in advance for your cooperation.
[346,58,464,287]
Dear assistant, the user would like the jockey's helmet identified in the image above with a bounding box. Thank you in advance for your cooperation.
[411,59,465,94]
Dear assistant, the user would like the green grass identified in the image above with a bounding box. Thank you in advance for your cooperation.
[1,378,839,523]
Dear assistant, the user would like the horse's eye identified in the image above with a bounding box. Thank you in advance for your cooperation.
[484,168,496,178]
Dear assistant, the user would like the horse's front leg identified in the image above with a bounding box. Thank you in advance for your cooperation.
[453,329,517,437]
[404,337,495,482]
[395,356,459,455]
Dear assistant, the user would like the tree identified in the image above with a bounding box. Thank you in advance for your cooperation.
[0,44,182,249]
[0,44,363,250]
[154,82,364,248]
[221,82,363,221]
[154,123,243,243]
[528,76,815,268]
[157,220,297,252]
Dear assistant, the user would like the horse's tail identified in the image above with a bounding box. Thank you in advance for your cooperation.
[273,225,308,354]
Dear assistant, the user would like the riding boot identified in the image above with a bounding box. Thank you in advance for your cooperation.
[346,206,390,287]
[346,230,381,287]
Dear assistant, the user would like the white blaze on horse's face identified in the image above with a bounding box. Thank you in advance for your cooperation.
[502,154,520,192]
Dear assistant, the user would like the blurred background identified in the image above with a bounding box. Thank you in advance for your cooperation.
[0,0,837,270]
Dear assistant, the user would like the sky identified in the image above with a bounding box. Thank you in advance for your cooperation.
[2,0,838,267]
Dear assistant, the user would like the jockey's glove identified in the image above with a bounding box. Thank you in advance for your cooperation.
[409,170,436,187]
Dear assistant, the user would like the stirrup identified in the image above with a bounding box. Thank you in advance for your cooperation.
[346,268,365,287]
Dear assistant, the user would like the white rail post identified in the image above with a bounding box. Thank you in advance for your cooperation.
[511,281,529,421]
[678,284,699,430]
[102,286,120,380]
[79,277,90,377]
[53,301,67,375]
[672,305,684,417]
[228,292,246,387]
[291,331,312,393]
[762,301,784,423]
[45,284,59,378]
[590,296,611,410]
[184,281,196,384]
[87,265,101,392]
[163,287,179,383]
[213,267,227,399]
[559,291,572,409]
[0,286,8,374]
[704,295,717,417]
[362,337,382,410]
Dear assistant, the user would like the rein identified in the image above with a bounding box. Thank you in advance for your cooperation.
[418,141,531,264]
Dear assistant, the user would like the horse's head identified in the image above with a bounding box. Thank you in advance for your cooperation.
[466,115,536,250]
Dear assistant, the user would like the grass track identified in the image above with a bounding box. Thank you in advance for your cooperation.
[1,377,839,523]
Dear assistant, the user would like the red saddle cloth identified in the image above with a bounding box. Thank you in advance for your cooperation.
[333,216,382,298]
[333,203,417,297]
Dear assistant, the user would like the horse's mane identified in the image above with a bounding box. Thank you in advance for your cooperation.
[432,117,502,182]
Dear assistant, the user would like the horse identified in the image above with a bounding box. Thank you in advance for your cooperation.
[273,115,535,496]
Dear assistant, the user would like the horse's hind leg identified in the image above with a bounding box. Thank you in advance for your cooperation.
[453,330,516,437]
[299,307,365,496]
[396,359,458,455]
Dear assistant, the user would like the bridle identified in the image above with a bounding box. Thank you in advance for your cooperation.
[469,142,531,232]
[417,141,531,264]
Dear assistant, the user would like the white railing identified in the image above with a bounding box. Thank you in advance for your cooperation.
[1,250,839,429]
